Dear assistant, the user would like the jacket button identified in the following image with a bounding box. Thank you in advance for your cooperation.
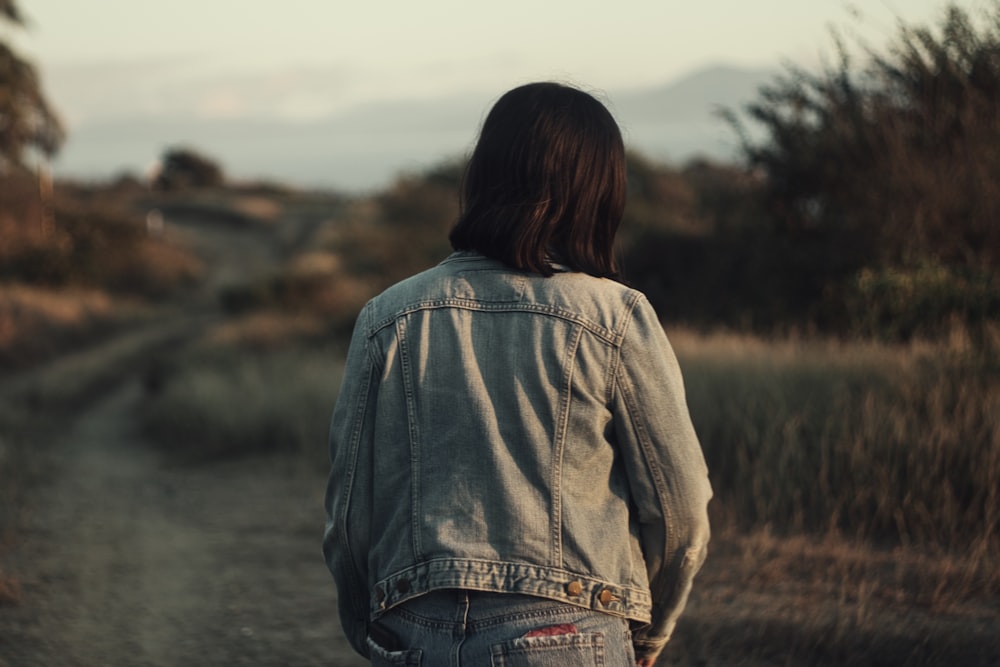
[566,581,583,596]
[598,589,618,606]
[396,578,411,593]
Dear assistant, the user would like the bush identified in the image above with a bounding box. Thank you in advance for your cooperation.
[847,262,1000,340]
[725,3,1000,336]
[153,147,225,191]
[0,200,203,298]
[140,345,343,465]
[331,164,459,291]
[0,285,115,369]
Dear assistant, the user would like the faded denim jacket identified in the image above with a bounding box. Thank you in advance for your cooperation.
[323,251,712,661]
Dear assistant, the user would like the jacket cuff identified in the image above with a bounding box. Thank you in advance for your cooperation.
[632,636,667,663]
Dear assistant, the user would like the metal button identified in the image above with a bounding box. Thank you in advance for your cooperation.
[598,589,618,606]
[566,580,583,596]
[396,578,411,594]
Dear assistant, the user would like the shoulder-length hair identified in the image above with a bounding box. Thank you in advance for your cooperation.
[449,82,626,278]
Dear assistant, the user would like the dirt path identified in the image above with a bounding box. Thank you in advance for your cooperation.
[1,372,364,666]
[1,206,368,666]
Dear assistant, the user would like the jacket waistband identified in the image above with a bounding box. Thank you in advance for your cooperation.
[371,557,652,624]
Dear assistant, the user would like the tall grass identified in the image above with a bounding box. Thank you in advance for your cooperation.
[140,344,343,467]
[141,317,999,561]
[671,327,1000,554]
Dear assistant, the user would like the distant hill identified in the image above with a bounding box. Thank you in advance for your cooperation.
[51,64,777,192]
[610,64,775,165]
[613,64,775,122]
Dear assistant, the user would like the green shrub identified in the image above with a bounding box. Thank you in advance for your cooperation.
[140,346,343,465]
[847,263,1000,340]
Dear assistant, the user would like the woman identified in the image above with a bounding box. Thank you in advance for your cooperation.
[324,82,711,666]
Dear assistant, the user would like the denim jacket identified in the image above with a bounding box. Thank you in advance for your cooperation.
[323,251,711,661]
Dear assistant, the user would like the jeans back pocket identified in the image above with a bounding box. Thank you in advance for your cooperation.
[367,635,422,666]
[490,632,605,667]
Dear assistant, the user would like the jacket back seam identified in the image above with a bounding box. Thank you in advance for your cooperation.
[368,300,626,346]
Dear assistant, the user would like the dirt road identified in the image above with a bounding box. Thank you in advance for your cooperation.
[0,203,368,666]
[0,339,364,667]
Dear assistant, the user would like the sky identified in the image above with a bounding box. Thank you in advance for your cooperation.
[5,0,988,188]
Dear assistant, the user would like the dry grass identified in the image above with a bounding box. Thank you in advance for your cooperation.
[134,325,1000,664]
[665,525,1000,666]
[145,322,1000,556]
[0,285,114,341]
[663,328,1000,661]
[663,328,998,665]
[672,327,998,541]
[139,341,344,465]
[0,285,118,369]
[0,181,207,371]
[204,311,328,349]
[0,197,204,299]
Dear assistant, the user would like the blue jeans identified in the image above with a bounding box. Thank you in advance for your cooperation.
[367,590,637,666]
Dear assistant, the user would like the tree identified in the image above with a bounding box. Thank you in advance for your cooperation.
[152,147,226,191]
[0,0,64,171]
[728,3,1000,337]
[736,4,1000,266]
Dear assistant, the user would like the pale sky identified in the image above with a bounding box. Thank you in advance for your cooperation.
[13,0,977,124]
[4,0,990,188]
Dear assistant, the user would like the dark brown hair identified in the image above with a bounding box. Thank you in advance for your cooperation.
[449,82,626,278]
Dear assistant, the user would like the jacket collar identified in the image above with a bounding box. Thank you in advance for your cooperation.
[440,251,572,274]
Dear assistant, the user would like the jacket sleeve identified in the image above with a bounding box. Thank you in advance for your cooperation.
[611,295,712,663]
[323,301,379,659]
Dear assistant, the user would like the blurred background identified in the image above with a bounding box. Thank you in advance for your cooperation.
[1,1,999,665]
[9,0,962,190]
